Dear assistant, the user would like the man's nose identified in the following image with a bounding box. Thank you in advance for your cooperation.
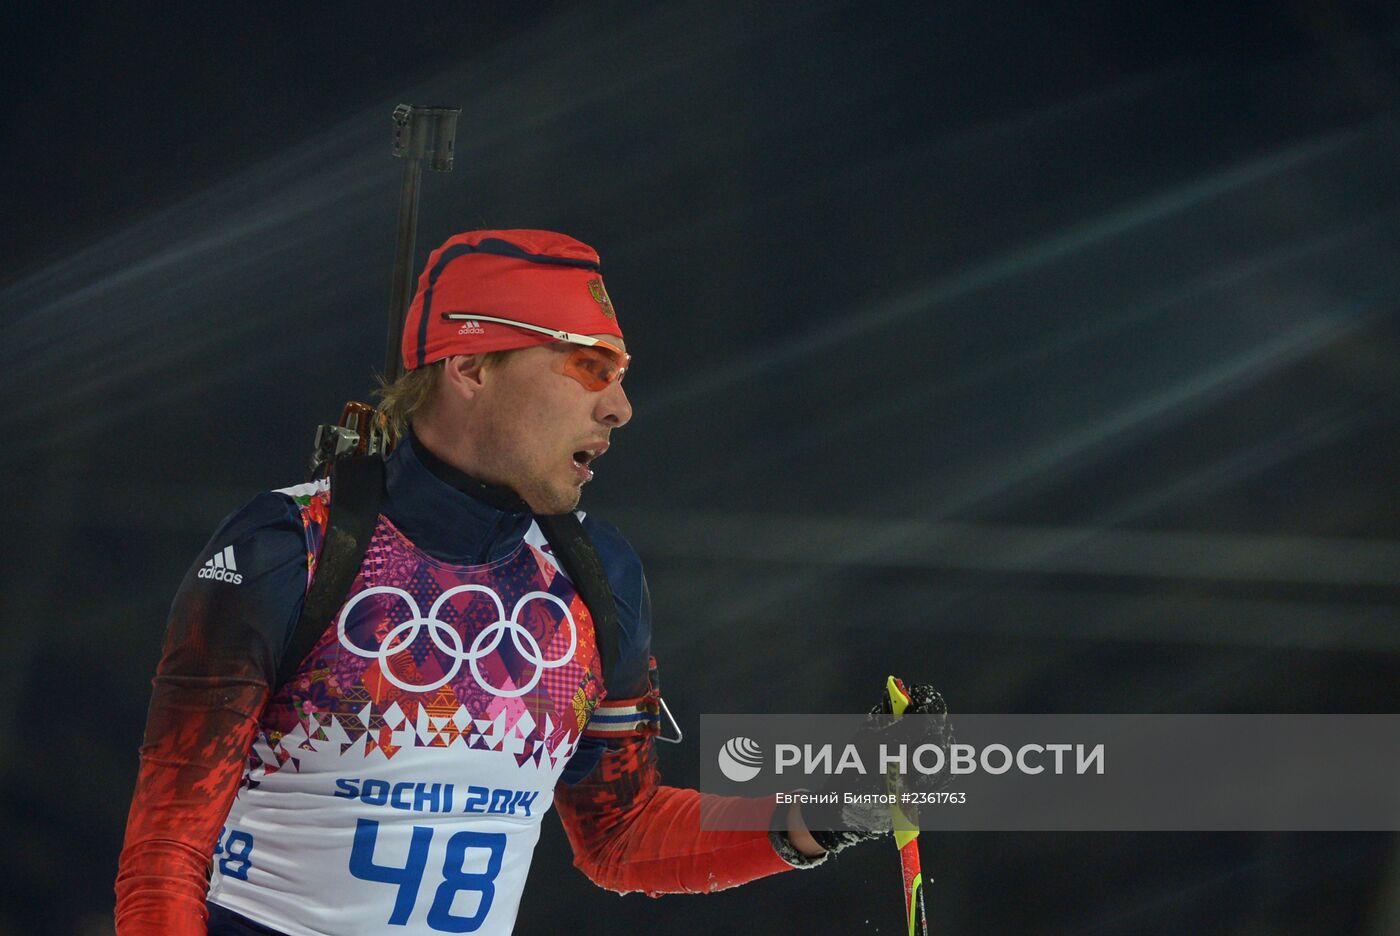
[595,379,633,428]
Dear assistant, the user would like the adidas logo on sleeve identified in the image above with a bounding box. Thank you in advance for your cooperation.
[198,545,244,584]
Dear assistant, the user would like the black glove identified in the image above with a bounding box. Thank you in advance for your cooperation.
[807,680,954,857]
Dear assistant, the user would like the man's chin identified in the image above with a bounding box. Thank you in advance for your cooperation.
[523,483,583,516]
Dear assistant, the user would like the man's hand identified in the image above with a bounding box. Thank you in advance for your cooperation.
[804,681,953,857]
[784,803,827,858]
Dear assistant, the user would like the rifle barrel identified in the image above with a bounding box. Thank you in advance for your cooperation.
[384,104,461,383]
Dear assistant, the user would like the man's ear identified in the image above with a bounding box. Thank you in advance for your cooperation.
[440,353,491,401]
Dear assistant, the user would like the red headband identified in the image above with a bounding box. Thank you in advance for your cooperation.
[401,229,623,371]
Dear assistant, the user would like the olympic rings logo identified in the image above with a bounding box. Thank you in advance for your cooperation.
[336,584,577,697]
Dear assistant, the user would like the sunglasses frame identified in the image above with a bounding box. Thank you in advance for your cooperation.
[440,312,630,389]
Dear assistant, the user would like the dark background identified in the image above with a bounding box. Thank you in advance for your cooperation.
[3,2,1399,933]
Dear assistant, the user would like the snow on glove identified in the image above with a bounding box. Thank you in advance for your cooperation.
[807,682,954,856]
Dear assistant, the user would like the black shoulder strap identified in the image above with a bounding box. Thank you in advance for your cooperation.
[275,454,385,692]
[533,512,621,693]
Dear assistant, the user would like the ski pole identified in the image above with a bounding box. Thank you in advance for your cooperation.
[885,675,929,936]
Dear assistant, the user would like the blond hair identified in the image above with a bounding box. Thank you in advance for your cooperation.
[373,351,513,437]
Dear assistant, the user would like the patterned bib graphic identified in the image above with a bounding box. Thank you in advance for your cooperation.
[249,492,603,782]
[208,483,606,936]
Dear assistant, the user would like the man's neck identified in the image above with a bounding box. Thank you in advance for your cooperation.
[406,425,527,514]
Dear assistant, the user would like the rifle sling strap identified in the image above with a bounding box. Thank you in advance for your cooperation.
[273,455,622,695]
[275,454,385,692]
[533,511,622,692]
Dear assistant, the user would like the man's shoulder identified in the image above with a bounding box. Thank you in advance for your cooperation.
[196,484,318,577]
[217,485,317,539]
[579,514,643,575]
[576,514,649,648]
[169,485,319,677]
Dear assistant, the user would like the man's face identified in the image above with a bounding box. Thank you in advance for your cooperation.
[472,336,632,514]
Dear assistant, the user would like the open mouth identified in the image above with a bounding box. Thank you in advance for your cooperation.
[571,442,608,481]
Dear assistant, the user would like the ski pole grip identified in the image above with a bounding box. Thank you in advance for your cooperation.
[886,675,912,716]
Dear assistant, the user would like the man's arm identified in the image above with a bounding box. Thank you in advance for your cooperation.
[114,494,308,935]
[557,519,826,894]
[557,683,954,894]
[553,667,827,894]
[554,733,822,896]
[114,663,270,934]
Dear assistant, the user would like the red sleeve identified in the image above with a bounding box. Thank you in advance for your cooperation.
[114,666,268,936]
[115,495,303,935]
[554,734,792,896]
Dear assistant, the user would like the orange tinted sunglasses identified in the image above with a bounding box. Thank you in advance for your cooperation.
[441,312,630,390]
[555,342,630,390]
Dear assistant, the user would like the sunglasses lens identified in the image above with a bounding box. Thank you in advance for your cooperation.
[561,346,629,390]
